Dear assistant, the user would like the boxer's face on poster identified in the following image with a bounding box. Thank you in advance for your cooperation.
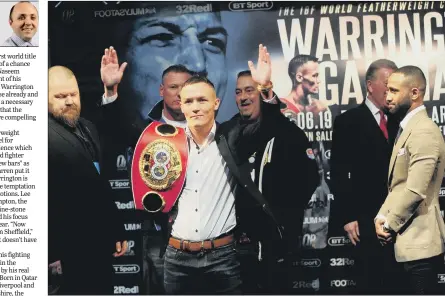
[126,12,228,120]
[180,82,220,130]
[9,2,38,42]
[235,75,261,120]
[299,61,320,95]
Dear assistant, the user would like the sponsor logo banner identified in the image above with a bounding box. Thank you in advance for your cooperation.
[109,179,130,190]
[329,258,355,266]
[124,223,142,231]
[330,279,357,288]
[328,236,352,247]
[293,258,322,268]
[113,264,141,274]
[113,286,139,294]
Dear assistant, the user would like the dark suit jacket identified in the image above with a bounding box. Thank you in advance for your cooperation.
[227,102,319,255]
[48,115,124,294]
[330,103,400,240]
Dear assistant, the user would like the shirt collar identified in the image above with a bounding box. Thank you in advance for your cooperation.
[400,105,426,129]
[185,122,216,148]
[364,97,381,116]
[10,33,35,47]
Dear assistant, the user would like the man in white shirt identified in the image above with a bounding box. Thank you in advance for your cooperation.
[330,59,402,293]
[100,47,193,294]
[2,1,38,47]
[100,44,283,294]
[161,44,285,294]
[375,66,445,294]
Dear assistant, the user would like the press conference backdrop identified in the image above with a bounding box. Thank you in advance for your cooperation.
[49,1,445,294]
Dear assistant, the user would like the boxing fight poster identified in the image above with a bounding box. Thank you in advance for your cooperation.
[49,1,445,293]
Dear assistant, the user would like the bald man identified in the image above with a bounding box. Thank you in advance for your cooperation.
[48,66,127,294]
[375,66,445,294]
[2,1,38,47]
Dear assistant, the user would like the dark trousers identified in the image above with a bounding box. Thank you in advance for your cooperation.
[163,242,242,295]
[401,253,444,295]
[142,233,166,294]
[353,236,404,294]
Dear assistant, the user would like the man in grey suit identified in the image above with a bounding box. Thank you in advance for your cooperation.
[375,66,445,294]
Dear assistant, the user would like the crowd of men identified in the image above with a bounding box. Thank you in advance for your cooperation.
[48,40,445,295]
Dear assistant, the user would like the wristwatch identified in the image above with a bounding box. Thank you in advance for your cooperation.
[383,224,391,233]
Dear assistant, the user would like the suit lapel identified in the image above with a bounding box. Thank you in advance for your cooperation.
[80,118,102,167]
[216,133,243,183]
[217,133,284,238]
[358,104,389,145]
[387,110,427,183]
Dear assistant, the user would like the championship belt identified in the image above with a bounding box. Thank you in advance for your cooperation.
[131,122,188,213]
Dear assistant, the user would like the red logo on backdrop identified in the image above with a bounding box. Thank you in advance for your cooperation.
[131,122,188,213]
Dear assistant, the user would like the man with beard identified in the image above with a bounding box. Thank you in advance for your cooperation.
[330,59,400,293]
[375,66,445,295]
[234,70,319,293]
[2,1,38,46]
[48,66,127,294]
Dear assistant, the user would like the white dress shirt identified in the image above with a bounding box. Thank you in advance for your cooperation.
[171,122,237,241]
[364,97,386,125]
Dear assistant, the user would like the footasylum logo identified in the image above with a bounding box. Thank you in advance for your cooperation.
[330,279,356,288]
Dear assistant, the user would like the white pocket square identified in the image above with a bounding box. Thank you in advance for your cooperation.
[397,148,405,156]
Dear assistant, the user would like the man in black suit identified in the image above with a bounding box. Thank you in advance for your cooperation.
[48,66,128,295]
[330,59,401,294]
